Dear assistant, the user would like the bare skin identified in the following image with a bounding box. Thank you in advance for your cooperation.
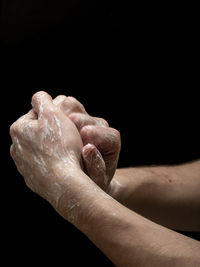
[53,95,200,232]
[10,91,200,267]
[111,163,200,232]
[53,94,121,191]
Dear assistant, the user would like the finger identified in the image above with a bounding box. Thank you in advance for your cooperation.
[80,125,121,154]
[10,108,37,139]
[94,117,109,128]
[53,96,109,130]
[53,95,67,106]
[82,144,108,189]
[31,91,54,118]
[80,125,121,179]
[68,113,109,131]
[10,114,37,143]
[9,117,29,140]
[53,96,86,115]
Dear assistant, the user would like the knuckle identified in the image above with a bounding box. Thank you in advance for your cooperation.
[98,118,109,127]
[67,97,85,112]
[48,105,57,114]
[56,95,67,100]
[60,96,86,114]
[93,117,109,127]
[10,122,20,136]
[67,96,78,104]
[112,128,121,139]
[109,128,121,147]
[60,97,70,109]
[80,125,95,139]
[32,91,45,102]
[68,112,79,122]
[43,104,56,117]
[69,113,88,129]
[9,123,16,136]
[54,95,68,105]
[80,125,88,136]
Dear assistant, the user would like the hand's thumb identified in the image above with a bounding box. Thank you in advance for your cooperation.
[82,144,108,190]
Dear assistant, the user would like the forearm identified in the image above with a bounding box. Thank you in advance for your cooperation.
[58,171,200,267]
[109,160,200,231]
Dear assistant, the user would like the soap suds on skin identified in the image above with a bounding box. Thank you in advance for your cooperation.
[83,146,109,187]
[53,115,62,138]
[14,136,22,154]
[32,154,48,176]
[13,95,113,226]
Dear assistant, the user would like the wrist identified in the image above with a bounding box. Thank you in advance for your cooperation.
[52,164,112,229]
[43,159,82,209]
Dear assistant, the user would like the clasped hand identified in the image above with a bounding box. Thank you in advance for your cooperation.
[10,91,121,215]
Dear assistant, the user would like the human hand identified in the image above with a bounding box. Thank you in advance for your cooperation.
[53,95,121,192]
[10,91,84,209]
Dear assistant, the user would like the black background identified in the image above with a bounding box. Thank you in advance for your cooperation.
[1,1,199,265]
